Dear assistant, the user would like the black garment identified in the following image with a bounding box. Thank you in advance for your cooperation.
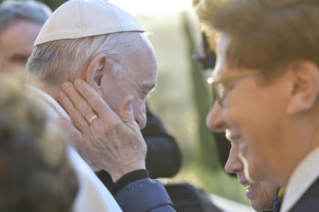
[272,187,284,212]
[289,177,319,212]
[97,104,182,190]
[165,183,223,212]
[213,132,236,177]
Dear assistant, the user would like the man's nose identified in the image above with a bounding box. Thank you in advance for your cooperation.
[206,102,227,132]
[136,107,146,129]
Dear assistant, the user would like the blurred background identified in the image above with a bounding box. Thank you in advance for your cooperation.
[0,0,249,205]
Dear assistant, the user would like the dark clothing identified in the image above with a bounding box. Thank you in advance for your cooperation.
[142,105,182,179]
[261,187,284,212]
[97,105,182,190]
[165,183,223,212]
[213,132,236,178]
[272,187,284,212]
[115,178,174,212]
[289,177,319,212]
[96,105,180,211]
[111,169,150,196]
[97,105,221,212]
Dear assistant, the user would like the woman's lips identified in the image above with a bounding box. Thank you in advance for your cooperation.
[245,183,259,200]
[240,180,259,200]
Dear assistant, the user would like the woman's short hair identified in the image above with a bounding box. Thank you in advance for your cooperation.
[208,0,319,75]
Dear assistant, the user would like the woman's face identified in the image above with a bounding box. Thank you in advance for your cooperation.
[206,102,277,211]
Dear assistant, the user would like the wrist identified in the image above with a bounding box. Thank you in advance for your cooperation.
[111,169,149,197]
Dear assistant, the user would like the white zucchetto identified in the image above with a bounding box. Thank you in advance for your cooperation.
[34,0,144,46]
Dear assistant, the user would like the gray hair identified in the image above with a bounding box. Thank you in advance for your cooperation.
[0,0,51,34]
[27,32,150,85]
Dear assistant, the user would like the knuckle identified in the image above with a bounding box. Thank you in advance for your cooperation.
[72,114,83,126]
[91,97,101,109]
[78,103,90,115]
[82,87,90,97]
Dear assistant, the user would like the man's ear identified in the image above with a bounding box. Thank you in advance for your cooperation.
[85,54,109,96]
[287,61,319,115]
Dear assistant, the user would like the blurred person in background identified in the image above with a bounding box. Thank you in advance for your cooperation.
[198,0,319,211]
[0,74,78,212]
[0,0,51,76]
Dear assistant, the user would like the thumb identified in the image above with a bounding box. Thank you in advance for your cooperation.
[118,96,136,127]
[58,116,85,150]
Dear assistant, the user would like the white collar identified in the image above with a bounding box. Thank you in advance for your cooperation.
[25,84,70,120]
[25,84,92,164]
[281,146,319,212]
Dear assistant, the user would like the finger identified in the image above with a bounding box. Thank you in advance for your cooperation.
[57,91,91,132]
[58,116,85,150]
[61,82,97,122]
[74,79,117,121]
[118,95,139,129]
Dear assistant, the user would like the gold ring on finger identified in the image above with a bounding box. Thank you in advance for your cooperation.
[88,115,97,125]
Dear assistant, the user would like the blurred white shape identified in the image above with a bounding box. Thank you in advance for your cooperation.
[110,0,193,15]
[207,77,214,84]
[210,194,256,212]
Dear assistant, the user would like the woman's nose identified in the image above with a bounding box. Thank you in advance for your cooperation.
[225,144,244,174]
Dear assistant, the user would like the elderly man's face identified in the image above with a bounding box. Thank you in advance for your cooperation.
[0,20,42,73]
[206,33,290,183]
[100,38,157,129]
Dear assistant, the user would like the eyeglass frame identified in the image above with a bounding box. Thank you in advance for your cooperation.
[207,70,261,106]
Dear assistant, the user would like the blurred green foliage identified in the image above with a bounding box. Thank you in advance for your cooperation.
[182,12,221,171]
[36,0,67,11]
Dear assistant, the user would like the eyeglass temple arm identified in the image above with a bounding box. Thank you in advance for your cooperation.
[211,70,261,85]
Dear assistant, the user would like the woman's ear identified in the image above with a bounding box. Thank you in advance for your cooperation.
[85,54,109,96]
[287,61,319,115]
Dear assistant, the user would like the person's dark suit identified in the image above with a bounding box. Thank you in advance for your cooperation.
[289,177,319,212]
